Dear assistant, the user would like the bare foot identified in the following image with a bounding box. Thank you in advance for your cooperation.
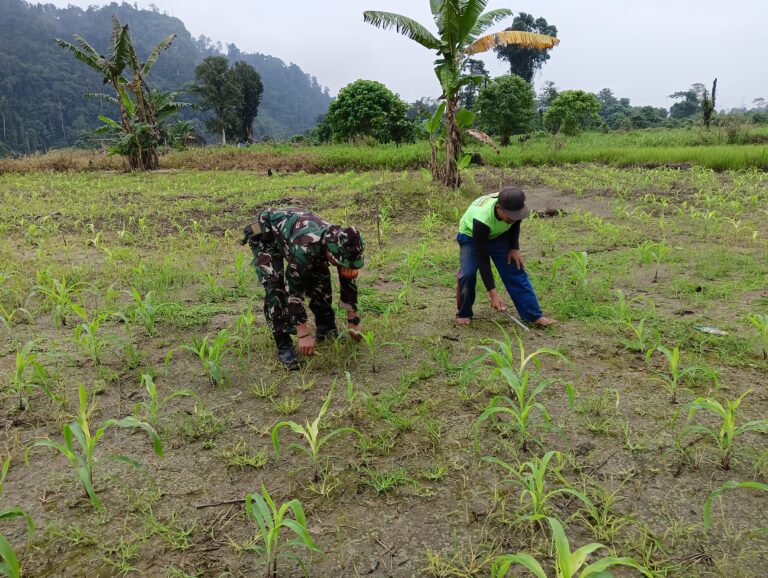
[455,317,471,326]
[533,316,556,327]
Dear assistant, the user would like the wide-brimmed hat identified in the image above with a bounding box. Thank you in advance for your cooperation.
[497,187,531,220]
[325,225,365,269]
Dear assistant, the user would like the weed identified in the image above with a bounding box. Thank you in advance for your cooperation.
[272,396,301,415]
[221,439,269,470]
[361,466,410,494]
[28,384,164,510]
[251,379,278,400]
[244,484,322,578]
[686,391,768,470]
[141,505,196,551]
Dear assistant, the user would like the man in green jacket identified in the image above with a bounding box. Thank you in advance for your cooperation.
[456,187,554,326]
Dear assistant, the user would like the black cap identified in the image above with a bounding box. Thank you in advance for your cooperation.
[497,187,530,220]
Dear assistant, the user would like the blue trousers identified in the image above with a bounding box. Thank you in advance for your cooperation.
[455,233,543,322]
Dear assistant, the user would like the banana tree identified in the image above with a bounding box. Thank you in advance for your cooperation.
[57,16,175,170]
[364,1,559,188]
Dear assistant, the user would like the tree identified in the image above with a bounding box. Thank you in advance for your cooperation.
[57,15,175,170]
[475,75,535,145]
[669,84,704,120]
[458,59,489,110]
[543,90,600,135]
[364,1,559,188]
[494,13,558,82]
[322,80,413,144]
[191,56,241,144]
[701,78,717,129]
[231,61,263,142]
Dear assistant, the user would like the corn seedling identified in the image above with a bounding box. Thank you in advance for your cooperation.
[126,288,160,337]
[233,305,258,355]
[555,251,589,288]
[746,313,768,359]
[31,276,82,327]
[484,451,592,524]
[470,330,567,451]
[8,341,51,411]
[645,345,698,404]
[491,517,651,578]
[686,391,768,470]
[622,318,657,355]
[359,330,378,372]
[703,480,768,533]
[272,382,361,481]
[0,303,32,330]
[28,384,164,511]
[173,329,238,387]
[134,374,197,430]
[244,484,322,578]
[1,458,34,578]
[72,304,110,364]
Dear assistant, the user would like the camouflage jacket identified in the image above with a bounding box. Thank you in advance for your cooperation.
[255,208,358,323]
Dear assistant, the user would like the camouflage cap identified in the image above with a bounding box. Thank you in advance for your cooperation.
[325,225,365,269]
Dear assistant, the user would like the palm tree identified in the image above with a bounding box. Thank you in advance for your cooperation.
[364,1,559,188]
[57,16,175,170]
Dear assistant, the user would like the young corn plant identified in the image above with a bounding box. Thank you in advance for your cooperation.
[31,276,82,328]
[470,330,568,451]
[72,304,110,365]
[491,517,651,578]
[28,384,164,511]
[233,305,258,356]
[645,345,698,404]
[133,374,197,430]
[621,318,657,355]
[126,288,160,337]
[484,451,592,525]
[272,381,361,482]
[1,457,35,578]
[8,341,50,411]
[703,480,768,532]
[245,484,322,578]
[746,313,768,359]
[686,391,768,470]
[173,329,238,387]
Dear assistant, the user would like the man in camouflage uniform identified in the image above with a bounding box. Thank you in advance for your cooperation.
[242,207,365,370]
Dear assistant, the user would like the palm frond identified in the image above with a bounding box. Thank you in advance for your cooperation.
[141,33,176,76]
[457,0,491,40]
[363,11,441,49]
[56,39,101,73]
[469,8,513,38]
[467,129,499,153]
[465,31,560,55]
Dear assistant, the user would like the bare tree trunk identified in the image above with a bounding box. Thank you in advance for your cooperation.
[442,96,461,189]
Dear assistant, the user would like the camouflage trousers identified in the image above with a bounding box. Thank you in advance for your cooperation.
[250,241,336,338]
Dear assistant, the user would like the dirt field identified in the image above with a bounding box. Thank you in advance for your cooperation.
[1,165,767,577]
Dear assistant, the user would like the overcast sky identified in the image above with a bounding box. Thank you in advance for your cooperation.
[47,0,767,111]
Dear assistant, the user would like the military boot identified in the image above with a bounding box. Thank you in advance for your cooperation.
[316,322,339,343]
[274,333,299,371]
